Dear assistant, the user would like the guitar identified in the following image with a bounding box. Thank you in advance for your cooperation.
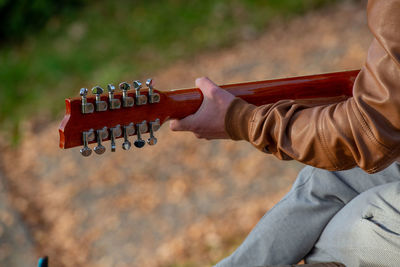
[59,70,359,156]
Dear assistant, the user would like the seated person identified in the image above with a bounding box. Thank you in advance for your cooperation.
[170,0,400,266]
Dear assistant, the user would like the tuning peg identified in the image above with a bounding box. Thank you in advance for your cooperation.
[80,129,95,156]
[119,82,134,108]
[91,86,108,112]
[94,127,108,154]
[107,84,121,110]
[146,78,160,104]
[147,119,160,145]
[109,125,122,152]
[122,123,135,150]
[79,88,94,114]
[133,80,147,105]
[134,120,148,148]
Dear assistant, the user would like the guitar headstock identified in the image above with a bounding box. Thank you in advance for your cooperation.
[59,78,177,157]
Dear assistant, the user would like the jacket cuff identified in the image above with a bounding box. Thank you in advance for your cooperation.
[224,98,257,141]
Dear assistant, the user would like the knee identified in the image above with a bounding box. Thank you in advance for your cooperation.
[359,182,400,234]
[307,182,400,265]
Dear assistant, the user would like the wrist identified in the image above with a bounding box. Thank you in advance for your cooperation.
[224,98,257,141]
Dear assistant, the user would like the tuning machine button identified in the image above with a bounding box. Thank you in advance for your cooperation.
[146,79,160,104]
[133,80,147,105]
[122,123,135,150]
[91,86,108,112]
[109,125,122,152]
[147,119,160,145]
[94,127,108,154]
[119,82,134,108]
[80,88,94,114]
[107,84,121,110]
[134,120,148,148]
[80,129,95,156]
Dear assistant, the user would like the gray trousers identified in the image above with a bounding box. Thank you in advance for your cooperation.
[216,163,400,267]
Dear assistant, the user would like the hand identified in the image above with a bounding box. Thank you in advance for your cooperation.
[169,77,236,140]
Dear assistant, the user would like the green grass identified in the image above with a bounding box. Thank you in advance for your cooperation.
[0,0,335,143]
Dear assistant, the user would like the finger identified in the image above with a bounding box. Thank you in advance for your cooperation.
[170,119,188,131]
[169,115,196,132]
[169,119,180,131]
[195,77,218,91]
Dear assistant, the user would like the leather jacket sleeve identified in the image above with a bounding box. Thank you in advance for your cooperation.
[224,0,400,173]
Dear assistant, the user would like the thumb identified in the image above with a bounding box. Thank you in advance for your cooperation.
[195,77,219,96]
[169,114,196,132]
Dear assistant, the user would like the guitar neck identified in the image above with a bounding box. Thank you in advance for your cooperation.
[59,69,359,150]
[165,69,359,120]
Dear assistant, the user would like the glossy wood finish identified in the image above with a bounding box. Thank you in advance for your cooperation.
[59,70,359,149]
[59,89,176,149]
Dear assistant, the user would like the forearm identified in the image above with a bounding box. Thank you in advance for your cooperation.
[225,0,400,173]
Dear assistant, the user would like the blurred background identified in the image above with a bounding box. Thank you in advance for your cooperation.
[0,0,369,266]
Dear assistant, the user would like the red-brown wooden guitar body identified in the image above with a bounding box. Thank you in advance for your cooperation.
[59,70,359,149]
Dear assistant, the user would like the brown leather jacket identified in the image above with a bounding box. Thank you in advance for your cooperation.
[224,0,400,174]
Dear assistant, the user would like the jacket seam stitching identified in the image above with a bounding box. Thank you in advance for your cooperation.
[362,63,396,150]
[358,63,399,173]
[317,108,340,170]
[248,107,259,143]
[351,99,391,151]
[349,65,397,173]
[366,146,400,173]
[348,99,394,173]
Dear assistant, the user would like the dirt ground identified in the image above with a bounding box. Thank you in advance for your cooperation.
[0,1,371,266]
